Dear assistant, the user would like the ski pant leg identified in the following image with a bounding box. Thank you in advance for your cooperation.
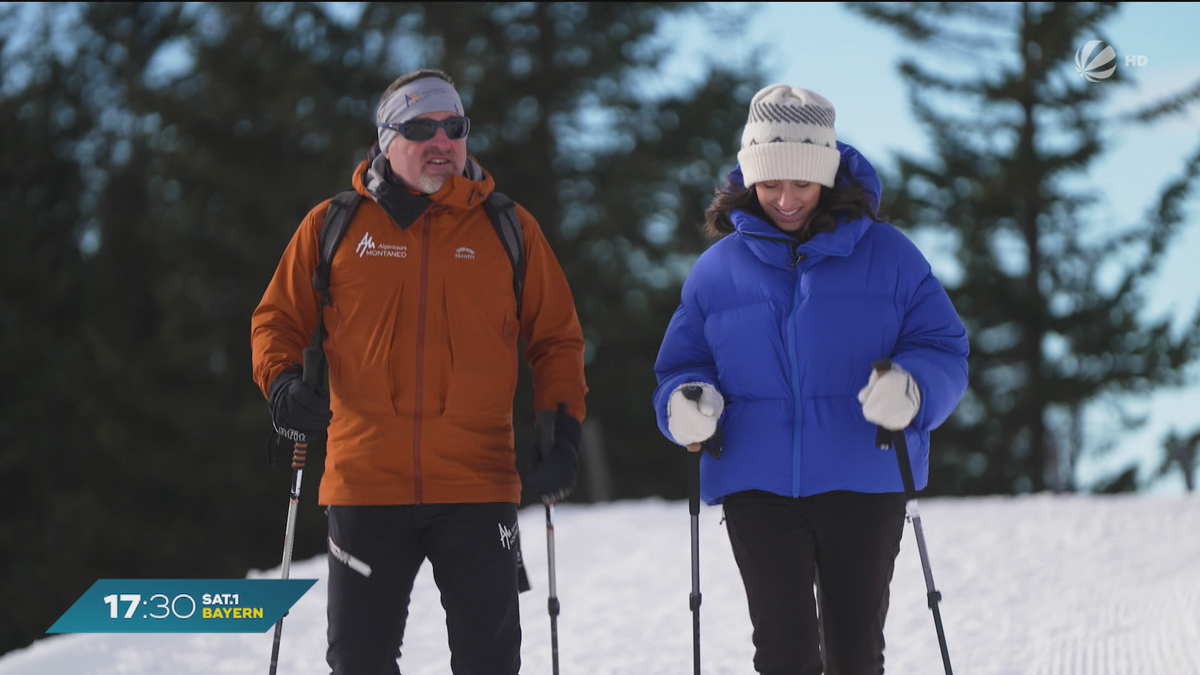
[326,505,425,675]
[723,490,824,675]
[810,491,907,675]
[424,502,522,675]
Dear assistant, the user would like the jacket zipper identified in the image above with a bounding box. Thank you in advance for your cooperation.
[788,251,808,496]
[411,213,433,504]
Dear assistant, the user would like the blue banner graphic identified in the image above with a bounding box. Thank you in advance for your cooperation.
[47,579,317,633]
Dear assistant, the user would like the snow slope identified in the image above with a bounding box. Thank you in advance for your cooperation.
[3,494,1198,674]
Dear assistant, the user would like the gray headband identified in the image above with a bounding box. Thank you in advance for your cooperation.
[376,78,465,151]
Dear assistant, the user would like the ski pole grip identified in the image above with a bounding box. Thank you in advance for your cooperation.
[302,347,322,389]
[682,386,707,456]
[871,359,893,450]
[536,408,557,463]
[873,359,920,496]
[681,385,722,459]
[682,386,705,513]
[293,347,324,470]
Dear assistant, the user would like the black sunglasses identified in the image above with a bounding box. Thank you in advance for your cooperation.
[378,115,471,141]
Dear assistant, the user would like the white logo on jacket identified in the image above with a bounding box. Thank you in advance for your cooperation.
[455,247,476,260]
[355,232,375,256]
[355,232,407,258]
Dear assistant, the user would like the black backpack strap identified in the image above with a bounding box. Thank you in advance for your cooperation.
[312,191,363,344]
[483,191,526,320]
[267,191,360,465]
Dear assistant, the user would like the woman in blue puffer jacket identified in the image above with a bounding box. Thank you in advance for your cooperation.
[653,84,969,674]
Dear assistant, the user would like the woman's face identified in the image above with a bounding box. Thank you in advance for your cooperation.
[754,180,823,233]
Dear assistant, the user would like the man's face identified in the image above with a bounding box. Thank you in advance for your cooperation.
[386,110,468,194]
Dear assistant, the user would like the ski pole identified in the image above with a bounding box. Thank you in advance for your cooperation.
[537,409,561,675]
[544,499,560,675]
[686,444,702,675]
[268,346,322,675]
[872,360,953,675]
[681,385,706,675]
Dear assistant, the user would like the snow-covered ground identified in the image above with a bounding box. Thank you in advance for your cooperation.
[3,494,1199,674]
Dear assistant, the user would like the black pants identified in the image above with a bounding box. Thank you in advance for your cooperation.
[723,490,907,675]
[325,503,522,675]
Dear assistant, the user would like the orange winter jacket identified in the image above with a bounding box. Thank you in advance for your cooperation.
[251,157,587,506]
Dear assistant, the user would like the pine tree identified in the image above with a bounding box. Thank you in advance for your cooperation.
[0,3,107,655]
[849,2,1200,494]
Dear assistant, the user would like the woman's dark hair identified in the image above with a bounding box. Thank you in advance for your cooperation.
[702,177,883,240]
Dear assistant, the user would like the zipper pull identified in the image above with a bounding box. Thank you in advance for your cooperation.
[788,250,807,269]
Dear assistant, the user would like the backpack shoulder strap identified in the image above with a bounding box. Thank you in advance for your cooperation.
[312,190,363,342]
[268,190,360,460]
[313,191,363,308]
[483,191,526,320]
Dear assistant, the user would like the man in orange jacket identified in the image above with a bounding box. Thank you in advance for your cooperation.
[251,69,588,675]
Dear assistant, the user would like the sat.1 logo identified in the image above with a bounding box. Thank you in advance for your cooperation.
[1075,40,1148,83]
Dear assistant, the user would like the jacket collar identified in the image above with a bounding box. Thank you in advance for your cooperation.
[353,144,496,230]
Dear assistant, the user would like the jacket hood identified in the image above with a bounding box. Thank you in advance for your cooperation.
[352,144,497,229]
[727,141,883,269]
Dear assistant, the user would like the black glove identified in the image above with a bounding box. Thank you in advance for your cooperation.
[521,402,581,502]
[268,365,332,442]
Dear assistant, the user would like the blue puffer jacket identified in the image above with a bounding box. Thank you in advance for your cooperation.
[653,142,969,504]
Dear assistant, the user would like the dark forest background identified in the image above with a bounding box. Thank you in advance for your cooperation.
[2,1,1197,655]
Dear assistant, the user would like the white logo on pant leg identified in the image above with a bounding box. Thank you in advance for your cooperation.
[328,537,373,577]
[498,522,519,550]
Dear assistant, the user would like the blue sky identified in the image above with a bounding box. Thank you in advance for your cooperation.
[666,2,1200,491]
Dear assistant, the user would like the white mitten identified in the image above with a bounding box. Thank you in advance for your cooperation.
[858,364,921,431]
[667,382,724,446]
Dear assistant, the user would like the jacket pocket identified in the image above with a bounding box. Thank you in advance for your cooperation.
[326,283,402,416]
[441,282,517,420]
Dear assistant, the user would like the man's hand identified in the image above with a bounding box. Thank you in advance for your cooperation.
[667,382,724,446]
[268,366,332,440]
[522,403,580,502]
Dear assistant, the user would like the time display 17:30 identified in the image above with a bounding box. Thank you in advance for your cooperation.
[49,580,315,633]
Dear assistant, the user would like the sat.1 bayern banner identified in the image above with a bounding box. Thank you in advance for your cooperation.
[47,579,317,633]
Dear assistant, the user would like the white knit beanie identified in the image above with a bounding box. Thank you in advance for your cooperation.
[737,84,840,188]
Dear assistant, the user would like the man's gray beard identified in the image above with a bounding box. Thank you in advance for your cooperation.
[418,154,468,193]
[417,173,449,194]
